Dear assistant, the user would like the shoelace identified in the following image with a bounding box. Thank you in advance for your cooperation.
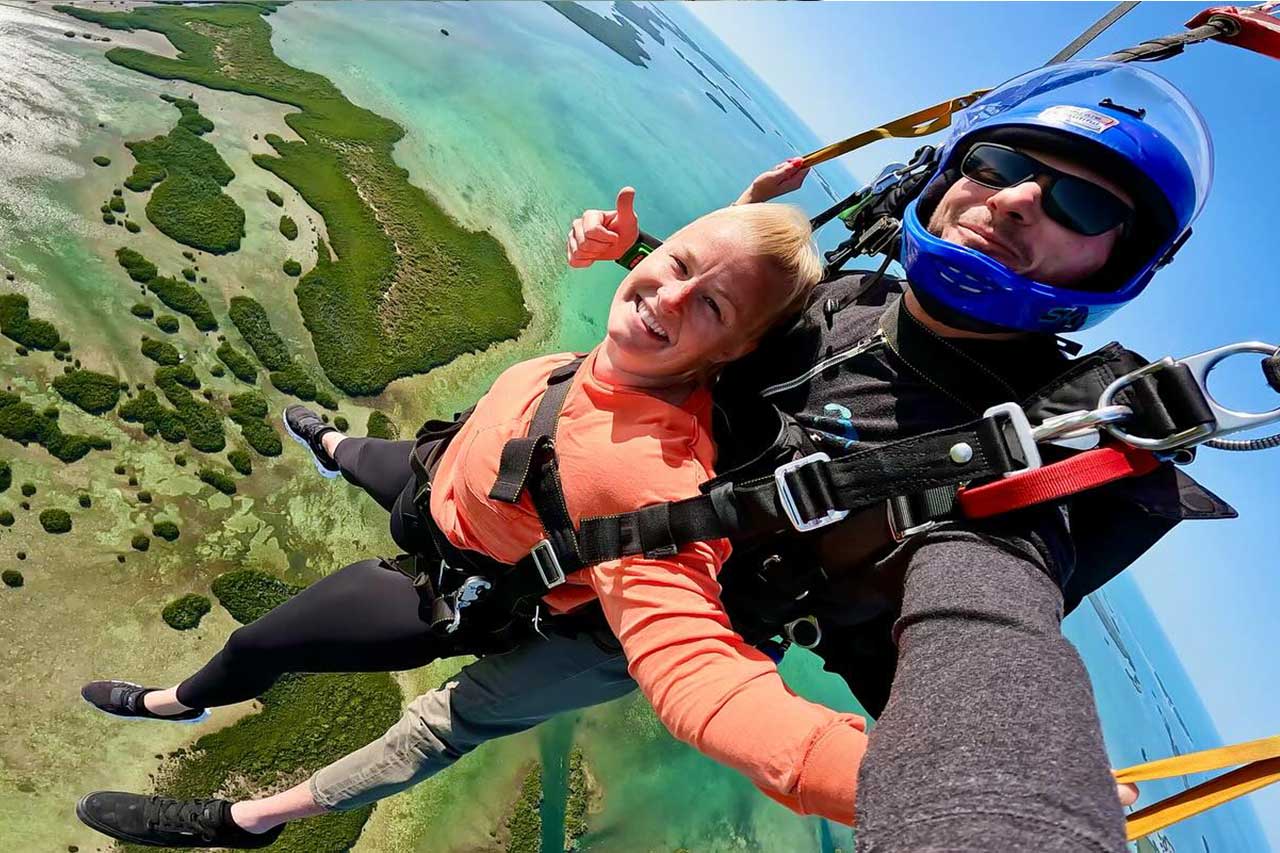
[145,796,221,841]
[119,686,147,714]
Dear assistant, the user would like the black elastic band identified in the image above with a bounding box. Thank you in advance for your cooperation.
[1264,351,1280,394]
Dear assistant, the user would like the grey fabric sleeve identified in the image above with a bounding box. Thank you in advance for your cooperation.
[853,528,1127,852]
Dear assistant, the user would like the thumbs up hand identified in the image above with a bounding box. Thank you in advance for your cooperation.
[567,187,640,268]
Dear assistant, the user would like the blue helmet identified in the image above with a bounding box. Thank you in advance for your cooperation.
[900,61,1213,333]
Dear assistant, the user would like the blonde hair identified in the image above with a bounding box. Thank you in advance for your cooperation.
[686,203,823,336]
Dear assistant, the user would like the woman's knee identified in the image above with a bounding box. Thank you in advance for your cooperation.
[221,622,278,666]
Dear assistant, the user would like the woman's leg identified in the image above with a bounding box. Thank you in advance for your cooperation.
[151,558,441,711]
[329,435,417,512]
[229,625,637,831]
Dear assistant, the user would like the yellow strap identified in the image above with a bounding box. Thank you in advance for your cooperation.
[1124,757,1280,841]
[1114,733,1280,841]
[1115,733,1280,783]
[798,89,991,169]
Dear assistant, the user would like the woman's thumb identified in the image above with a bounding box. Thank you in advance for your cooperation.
[614,186,637,225]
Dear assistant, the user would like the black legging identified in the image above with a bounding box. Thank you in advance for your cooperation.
[176,437,438,708]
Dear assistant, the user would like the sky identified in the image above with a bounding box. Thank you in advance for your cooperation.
[686,0,1280,844]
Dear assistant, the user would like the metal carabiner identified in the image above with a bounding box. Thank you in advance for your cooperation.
[1033,405,1134,447]
[1100,342,1280,451]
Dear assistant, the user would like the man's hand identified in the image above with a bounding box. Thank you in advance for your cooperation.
[1117,781,1139,807]
[567,187,639,268]
[735,157,810,205]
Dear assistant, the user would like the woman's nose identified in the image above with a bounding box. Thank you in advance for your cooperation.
[657,279,698,313]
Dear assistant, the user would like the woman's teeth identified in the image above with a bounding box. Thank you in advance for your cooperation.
[635,296,669,341]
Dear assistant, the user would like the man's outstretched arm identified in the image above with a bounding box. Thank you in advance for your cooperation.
[854,526,1128,853]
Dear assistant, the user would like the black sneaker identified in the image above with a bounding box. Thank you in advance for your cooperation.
[81,680,209,724]
[76,792,284,849]
[282,405,341,478]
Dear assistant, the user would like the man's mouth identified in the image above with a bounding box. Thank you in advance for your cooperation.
[959,224,1021,266]
[634,295,670,342]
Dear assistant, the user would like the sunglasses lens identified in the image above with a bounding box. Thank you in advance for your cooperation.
[962,145,1034,189]
[963,144,1131,237]
[1044,178,1131,236]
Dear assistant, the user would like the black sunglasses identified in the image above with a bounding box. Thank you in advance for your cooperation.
[959,143,1134,237]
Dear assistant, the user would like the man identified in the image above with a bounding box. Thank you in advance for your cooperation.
[570,61,1230,851]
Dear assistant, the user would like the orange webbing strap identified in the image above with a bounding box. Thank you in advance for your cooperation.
[797,90,990,169]
[1114,733,1280,840]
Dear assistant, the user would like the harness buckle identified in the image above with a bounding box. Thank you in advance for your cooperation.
[983,403,1043,476]
[783,615,823,649]
[774,452,850,532]
[530,539,567,588]
[886,498,939,542]
[1100,343,1280,451]
[444,576,493,634]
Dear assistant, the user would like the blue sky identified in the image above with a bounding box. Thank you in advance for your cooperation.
[686,1,1280,843]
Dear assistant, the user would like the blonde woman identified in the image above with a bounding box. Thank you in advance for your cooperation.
[78,198,872,848]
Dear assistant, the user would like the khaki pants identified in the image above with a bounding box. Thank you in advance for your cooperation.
[309,627,636,810]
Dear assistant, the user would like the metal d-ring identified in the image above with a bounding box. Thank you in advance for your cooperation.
[1100,342,1280,451]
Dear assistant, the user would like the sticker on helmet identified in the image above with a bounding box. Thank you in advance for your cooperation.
[1038,105,1119,134]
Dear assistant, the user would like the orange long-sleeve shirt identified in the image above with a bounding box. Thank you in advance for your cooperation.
[429,348,868,823]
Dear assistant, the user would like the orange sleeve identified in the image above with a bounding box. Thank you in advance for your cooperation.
[586,543,868,825]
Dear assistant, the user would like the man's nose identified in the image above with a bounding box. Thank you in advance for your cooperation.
[986,178,1046,225]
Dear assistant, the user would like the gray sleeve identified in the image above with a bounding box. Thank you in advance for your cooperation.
[853,528,1127,853]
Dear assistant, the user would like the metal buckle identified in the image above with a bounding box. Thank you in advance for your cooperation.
[983,403,1042,477]
[1100,343,1280,451]
[444,576,493,634]
[783,615,823,650]
[886,499,939,542]
[530,539,566,588]
[774,452,849,533]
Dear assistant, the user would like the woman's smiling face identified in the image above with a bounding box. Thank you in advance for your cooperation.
[603,215,779,385]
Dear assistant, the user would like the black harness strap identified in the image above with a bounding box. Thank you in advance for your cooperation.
[569,410,1032,562]
[489,358,582,503]
[486,357,588,600]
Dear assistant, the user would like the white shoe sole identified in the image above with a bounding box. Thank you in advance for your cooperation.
[281,409,341,479]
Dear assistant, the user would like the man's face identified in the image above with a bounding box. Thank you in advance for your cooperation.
[926,147,1133,287]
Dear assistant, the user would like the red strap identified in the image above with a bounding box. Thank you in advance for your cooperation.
[957,441,1162,519]
[1186,6,1280,60]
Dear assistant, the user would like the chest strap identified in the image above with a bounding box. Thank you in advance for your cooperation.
[487,357,588,596]
[481,356,1171,601]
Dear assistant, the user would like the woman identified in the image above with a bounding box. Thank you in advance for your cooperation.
[76,200,872,849]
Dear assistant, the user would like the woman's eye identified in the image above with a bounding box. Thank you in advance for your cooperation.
[704,295,722,320]
[672,256,688,276]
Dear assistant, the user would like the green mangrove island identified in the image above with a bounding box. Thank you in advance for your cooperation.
[60,0,531,395]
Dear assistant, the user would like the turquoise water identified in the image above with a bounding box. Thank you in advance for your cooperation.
[1065,575,1270,851]
[264,3,1271,851]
